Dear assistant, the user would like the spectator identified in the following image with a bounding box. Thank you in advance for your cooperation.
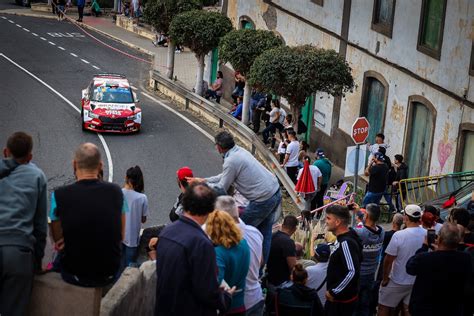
[281,130,300,184]
[295,242,316,269]
[392,154,408,212]
[267,215,298,287]
[406,223,473,316]
[155,183,235,315]
[56,0,66,20]
[205,71,224,103]
[367,133,389,162]
[230,96,244,120]
[169,166,193,222]
[76,0,85,22]
[275,264,324,316]
[325,205,362,316]
[0,132,47,316]
[232,71,245,102]
[297,156,322,213]
[250,90,267,133]
[50,143,126,287]
[283,113,293,130]
[262,99,284,144]
[311,148,332,212]
[355,209,366,228]
[298,141,310,168]
[91,0,102,17]
[190,131,281,264]
[363,152,389,207]
[277,138,288,165]
[206,210,250,315]
[306,243,331,306]
[378,204,425,316]
[450,207,474,245]
[378,147,396,213]
[420,212,436,230]
[423,205,443,233]
[120,166,148,273]
[354,203,385,316]
[215,196,264,316]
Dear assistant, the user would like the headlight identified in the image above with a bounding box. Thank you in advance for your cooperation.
[88,111,99,119]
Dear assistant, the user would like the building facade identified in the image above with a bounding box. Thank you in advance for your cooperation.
[223,0,474,177]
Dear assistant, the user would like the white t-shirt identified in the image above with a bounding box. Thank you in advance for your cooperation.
[269,108,280,123]
[285,140,300,167]
[385,226,426,285]
[297,165,322,191]
[277,141,287,155]
[306,262,328,305]
[368,143,389,161]
[434,222,443,234]
[239,219,264,310]
[278,108,287,124]
[122,188,149,247]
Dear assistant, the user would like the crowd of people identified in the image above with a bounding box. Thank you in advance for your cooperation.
[1,130,474,316]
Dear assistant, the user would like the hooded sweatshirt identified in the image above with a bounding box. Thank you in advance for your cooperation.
[326,228,363,301]
[277,283,324,316]
[355,225,385,276]
[0,159,47,269]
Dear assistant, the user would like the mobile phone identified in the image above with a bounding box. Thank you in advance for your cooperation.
[427,229,436,245]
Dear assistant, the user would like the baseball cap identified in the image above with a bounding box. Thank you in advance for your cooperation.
[177,167,193,181]
[403,204,422,218]
[374,152,385,162]
[316,148,325,157]
[314,243,330,258]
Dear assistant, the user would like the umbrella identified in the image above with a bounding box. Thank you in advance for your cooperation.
[295,160,315,194]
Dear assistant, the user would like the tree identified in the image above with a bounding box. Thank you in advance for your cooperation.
[143,0,202,79]
[169,10,233,96]
[248,45,354,128]
[219,29,284,124]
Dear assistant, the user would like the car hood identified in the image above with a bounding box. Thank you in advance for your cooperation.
[90,101,135,117]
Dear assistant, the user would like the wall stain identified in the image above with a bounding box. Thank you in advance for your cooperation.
[437,122,453,172]
[390,100,404,123]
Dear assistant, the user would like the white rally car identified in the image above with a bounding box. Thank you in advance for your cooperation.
[81,74,141,133]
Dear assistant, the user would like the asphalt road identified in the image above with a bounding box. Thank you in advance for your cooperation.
[0,13,223,226]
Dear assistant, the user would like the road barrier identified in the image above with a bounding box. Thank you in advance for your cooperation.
[150,70,305,211]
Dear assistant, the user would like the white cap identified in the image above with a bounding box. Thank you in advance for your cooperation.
[403,204,422,218]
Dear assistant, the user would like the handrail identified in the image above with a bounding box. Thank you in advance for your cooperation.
[150,70,305,210]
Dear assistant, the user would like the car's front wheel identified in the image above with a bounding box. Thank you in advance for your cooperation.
[81,109,86,131]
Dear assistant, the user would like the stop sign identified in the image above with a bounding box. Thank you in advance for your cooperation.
[351,117,370,144]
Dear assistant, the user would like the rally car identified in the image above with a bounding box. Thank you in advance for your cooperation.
[81,74,141,133]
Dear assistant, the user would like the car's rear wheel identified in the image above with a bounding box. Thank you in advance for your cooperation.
[81,109,86,131]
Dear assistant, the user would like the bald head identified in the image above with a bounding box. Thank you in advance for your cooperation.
[74,143,101,172]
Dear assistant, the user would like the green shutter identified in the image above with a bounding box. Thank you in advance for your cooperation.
[210,48,219,83]
[407,103,434,177]
[301,95,314,143]
[421,0,445,50]
[363,78,386,144]
[461,131,474,172]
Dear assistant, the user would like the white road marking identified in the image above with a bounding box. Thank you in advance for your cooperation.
[8,20,14,23]
[16,24,21,27]
[131,86,137,91]
[40,37,47,41]
[1,16,6,19]
[81,59,90,64]
[0,53,114,182]
[142,92,214,141]
[70,53,78,57]
[32,32,38,36]
[48,41,56,46]
[23,28,30,32]
[58,46,66,51]
[92,65,100,70]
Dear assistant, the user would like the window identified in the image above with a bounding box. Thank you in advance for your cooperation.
[360,73,388,144]
[310,0,323,6]
[371,0,396,38]
[417,0,447,60]
[405,97,436,177]
[470,42,474,76]
[239,16,255,30]
[455,124,474,172]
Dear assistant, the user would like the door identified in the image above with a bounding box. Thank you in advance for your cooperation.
[406,102,434,177]
[301,95,314,143]
[461,131,474,172]
[362,78,386,144]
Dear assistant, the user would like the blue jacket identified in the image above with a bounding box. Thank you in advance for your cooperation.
[0,159,47,270]
[76,0,85,6]
[155,216,232,316]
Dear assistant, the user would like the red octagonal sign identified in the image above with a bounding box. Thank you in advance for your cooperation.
[351,117,370,144]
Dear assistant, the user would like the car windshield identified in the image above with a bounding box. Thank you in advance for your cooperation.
[91,86,134,103]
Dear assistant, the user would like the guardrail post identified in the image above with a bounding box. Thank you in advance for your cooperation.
[185,98,189,110]
[251,144,256,155]
[219,119,224,128]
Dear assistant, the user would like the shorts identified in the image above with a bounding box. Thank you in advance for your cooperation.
[378,279,413,308]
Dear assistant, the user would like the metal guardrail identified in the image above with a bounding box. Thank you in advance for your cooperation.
[150,70,305,211]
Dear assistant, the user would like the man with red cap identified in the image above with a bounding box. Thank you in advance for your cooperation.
[169,166,193,222]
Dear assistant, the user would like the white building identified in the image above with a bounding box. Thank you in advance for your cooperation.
[223,0,474,177]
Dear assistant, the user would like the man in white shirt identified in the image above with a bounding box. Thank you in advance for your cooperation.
[215,196,265,316]
[297,156,322,213]
[281,130,300,183]
[262,100,284,144]
[378,204,426,316]
[306,243,330,306]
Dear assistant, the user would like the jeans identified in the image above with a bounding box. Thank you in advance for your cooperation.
[0,246,34,316]
[286,166,298,184]
[119,244,138,275]
[246,300,264,316]
[241,189,281,265]
[354,273,375,316]
[77,4,84,19]
[362,191,383,207]
[262,123,283,143]
[382,186,395,211]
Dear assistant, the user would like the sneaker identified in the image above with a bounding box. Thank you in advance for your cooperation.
[76,19,82,22]
[175,49,181,53]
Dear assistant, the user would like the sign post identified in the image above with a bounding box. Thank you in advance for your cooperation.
[351,117,370,194]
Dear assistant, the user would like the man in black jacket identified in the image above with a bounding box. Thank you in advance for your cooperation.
[392,154,408,212]
[155,183,235,316]
[324,205,362,316]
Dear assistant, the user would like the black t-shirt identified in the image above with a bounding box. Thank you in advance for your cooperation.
[368,163,388,193]
[54,179,123,283]
[464,232,474,245]
[267,231,296,286]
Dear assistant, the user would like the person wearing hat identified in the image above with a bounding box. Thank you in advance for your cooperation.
[378,204,426,316]
[312,148,332,212]
[362,151,389,207]
[306,243,331,306]
[169,166,193,222]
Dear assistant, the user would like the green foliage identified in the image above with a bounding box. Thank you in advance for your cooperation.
[248,45,354,108]
[169,10,233,57]
[143,0,202,33]
[219,29,283,77]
